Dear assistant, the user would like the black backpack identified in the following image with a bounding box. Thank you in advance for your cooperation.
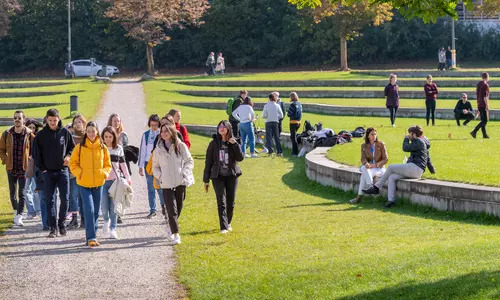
[351,127,365,138]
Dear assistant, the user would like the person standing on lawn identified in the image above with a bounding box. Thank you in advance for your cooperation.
[69,121,111,247]
[168,108,191,149]
[229,90,247,139]
[438,47,446,70]
[0,110,34,227]
[35,109,75,238]
[262,93,284,156]
[362,126,429,208]
[67,114,87,229]
[288,92,302,156]
[470,72,490,139]
[445,46,453,69]
[232,96,258,158]
[384,74,400,127]
[273,92,286,135]
[454,93,475,126]
[424,75,439,126]
[203,120,244,234]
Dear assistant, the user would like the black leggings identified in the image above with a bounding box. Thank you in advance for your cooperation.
[425,100,436,126]
[388,107,398,125]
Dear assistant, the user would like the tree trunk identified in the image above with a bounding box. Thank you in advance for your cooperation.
[146,43,155,75]
[339,36,349,71]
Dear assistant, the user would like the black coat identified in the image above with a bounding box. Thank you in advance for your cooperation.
[203,135,244,183]
[35,123,75,171]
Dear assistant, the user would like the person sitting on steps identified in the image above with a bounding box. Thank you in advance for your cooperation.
[453,93,474,126]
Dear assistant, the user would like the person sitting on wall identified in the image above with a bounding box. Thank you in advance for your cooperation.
[453,93,475,126]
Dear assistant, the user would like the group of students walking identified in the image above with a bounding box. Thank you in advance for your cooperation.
[384,72,491,138]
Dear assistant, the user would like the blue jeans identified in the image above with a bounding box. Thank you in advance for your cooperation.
[101,180,117,231]
[43,169,70,229]
[38,189,56,228]
[24,177,40,216]
[69,177,80,212]
[239,121,255,154]
[146,173,164,214]
[79,186,103,242]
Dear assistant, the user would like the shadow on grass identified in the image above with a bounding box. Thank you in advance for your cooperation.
[281,154,500,226]
[339,270,500,300]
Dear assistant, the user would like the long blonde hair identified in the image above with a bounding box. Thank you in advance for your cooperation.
[107,113,124,136]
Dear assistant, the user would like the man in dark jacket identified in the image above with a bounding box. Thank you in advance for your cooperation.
[471,73,490,139]
[273,92,286,135]
[454,93,474,126]
[35,109,75,237]
[445,46,452,69]
[287,92,302,155]
[229,90,247,139]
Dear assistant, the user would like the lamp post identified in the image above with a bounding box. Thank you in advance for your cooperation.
[67,0,71,63]
[451,17,457,69]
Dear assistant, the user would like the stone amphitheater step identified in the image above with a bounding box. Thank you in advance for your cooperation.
[0,90,80,98]
[175,79,500,88]
[0,82,71,89]
[0,102,61,110]
[0,117,44,126]
[176,101,500,121]
[354,70,500,78]
[177,90,499,100]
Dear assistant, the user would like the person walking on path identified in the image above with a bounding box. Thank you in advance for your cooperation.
[232,96,258,158]
[384,74,400,127]
[206,52,216,76]
[139,114,165,218]
[362,126,429,208]
[349,127,388,204]
[228,90,247,139]
[445,46,453,69]
[101,126,131,239]
[24,118,42,220]
[35,109,75,238]
[67,114,87,229]
[263,93,284,156]
[69,121,111,247]
[454,93,475,126]
[471,72,490,139]
[424,75,439,126]
[273,92,286,135]
[288,92,302,156]
[0,110,34,227]
[203,120,244,234]
[438,47,446,70]
[108,113,129,146]
[152,124,194,245]
[215,52,225,75]
[168,108,191,149]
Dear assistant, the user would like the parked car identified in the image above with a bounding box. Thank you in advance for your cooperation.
[64,59,120,77]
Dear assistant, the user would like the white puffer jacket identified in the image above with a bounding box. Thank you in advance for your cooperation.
[152,140,194,189]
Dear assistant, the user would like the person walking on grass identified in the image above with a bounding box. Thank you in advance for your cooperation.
[23,118,42,220]
[0,110,34,227]
[67,114,86,229]
[288,92,302,156]
[203,121,244,234]
[263,93,284,157]
[232,96,258,158]
[438,47,446,70]
[454,93,475,126]
[139,114,164,218]
[35,109,75,238]
[69,122,111,248]
[206,52,216,76]
[471,72,490,139]
[101,126,131,239]
[349,127,388,204]
[445,46,452,69]
[215,53,225,75]
[424,75,439,126]
[152,124,194,245]
[273,92,286,135]
[168,108,191,149]
[362,126,429,208]
[384,74,400,127]
[228,90,247,139]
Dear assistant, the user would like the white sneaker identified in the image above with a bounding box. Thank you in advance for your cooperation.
[392,124,396,128]
[13,214,19,226]
[250,153,259,158]
[260,148,269,154]
[227,224,233,231]
[102,220,110,237]
[14,214,24,226]
[220,229,229,234]
[109,229,118,239]
[245,154,251,158]
[172,234,181,244]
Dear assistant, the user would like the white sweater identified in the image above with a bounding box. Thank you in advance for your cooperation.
[231,104,255,123]
[262,101,284,123]
[152,141,194,189]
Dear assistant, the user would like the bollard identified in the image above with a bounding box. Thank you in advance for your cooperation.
[70,95,78,115]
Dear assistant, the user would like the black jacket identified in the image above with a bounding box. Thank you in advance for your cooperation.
[35,123,75,171]
[277,99,286,121]
[403,136,428,171]
[453,100,473,115]
[203,134,244,183]
[287,101,302,121]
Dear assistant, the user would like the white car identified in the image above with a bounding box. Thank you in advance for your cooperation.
[65,59,120,77]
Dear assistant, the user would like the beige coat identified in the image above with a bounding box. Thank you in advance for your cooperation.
[152,141,194,189]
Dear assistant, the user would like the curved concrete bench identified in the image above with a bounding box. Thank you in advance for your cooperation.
[175,101,500,121]
[354,70,500,78]
[174,79,500,88]
[177,89,499,100]
[306,147,500,217]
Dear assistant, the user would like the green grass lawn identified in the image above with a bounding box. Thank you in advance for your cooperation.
[176,133,500,299]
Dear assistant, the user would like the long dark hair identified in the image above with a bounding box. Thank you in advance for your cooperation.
[160,124,180,156]
[364,127,378,144]
[216,120,233,141]
[243,97,253,107]
[81,121,104,149]
[101,126,118,149]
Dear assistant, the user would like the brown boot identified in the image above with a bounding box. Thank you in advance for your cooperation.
[349,195,362,204]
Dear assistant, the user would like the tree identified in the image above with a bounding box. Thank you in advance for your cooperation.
[308,0,393,70]
[105,0,209,75]
[0,0,21,37]
[289,0,475,22]
[478,0,500,17]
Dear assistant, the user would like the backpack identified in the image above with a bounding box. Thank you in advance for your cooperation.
[226,98,235,116]
[303,120,314,133]
[351,127,365,138]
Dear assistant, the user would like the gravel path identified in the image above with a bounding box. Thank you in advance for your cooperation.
[0,79,184,299]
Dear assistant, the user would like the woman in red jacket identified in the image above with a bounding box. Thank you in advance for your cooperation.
[168,108,191,149]
[424,75,439,126]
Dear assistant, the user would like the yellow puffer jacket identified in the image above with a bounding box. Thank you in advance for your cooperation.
[69,137,112,188]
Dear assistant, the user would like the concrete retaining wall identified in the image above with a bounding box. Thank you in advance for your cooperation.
[0,82,70,89]
[177,89,499,100]
[176,101,500,121]
[354,70,500,78]
[0,91,78,98]
[306,147,500,217]
[175,79,499,88]
[0,102,60,110]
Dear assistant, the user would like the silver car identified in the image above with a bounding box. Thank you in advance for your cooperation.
[65,59,120,77]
